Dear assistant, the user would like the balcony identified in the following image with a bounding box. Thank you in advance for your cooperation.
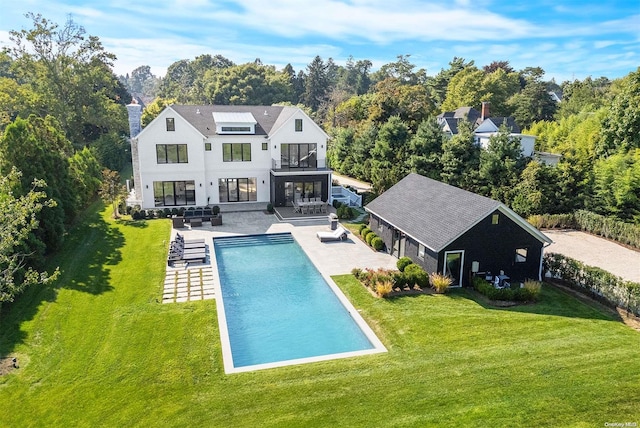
[271,158,329,173]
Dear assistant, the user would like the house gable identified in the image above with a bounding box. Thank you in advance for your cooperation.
[268,106,330,141]
[365,173,551,253]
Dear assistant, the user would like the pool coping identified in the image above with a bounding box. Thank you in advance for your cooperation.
[210,232,387,374]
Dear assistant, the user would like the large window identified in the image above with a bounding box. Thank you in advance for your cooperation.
[156,144,188,164]
[284,180,323,205]
[153,181,195,206]
[218,178,257,202]
[281,144,317,168]
[223,143,251,162]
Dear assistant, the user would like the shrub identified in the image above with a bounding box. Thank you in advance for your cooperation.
[360,268,395,291]
[351,268,363,280]
[358,223,368,234]
[337,205,354,219]
[212,205,221,215]
[163,208,171,218]
[371,236,384,251]
[522,279,542,300]
[375,280,394,298]
[361,227,372,239]
[332,199,343,209]
[397,257,413,272]
[403,264,429,288]
[365,232,377,245]
[430,273,453,293]
[131,209,143,220]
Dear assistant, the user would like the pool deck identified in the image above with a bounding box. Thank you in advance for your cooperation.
[162,211,398,303]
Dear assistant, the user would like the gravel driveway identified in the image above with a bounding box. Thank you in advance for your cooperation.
[544,230,640,283]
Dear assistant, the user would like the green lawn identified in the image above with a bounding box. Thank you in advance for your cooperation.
[1,204,639,427]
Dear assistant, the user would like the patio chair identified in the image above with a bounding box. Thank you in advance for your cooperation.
[293,200,301,213]
[316,226,348,242]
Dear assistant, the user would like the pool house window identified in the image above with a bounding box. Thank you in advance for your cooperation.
[156,144,188,164]
[223,143,251,162]
[219,178,257,202]
[153,181,196,206]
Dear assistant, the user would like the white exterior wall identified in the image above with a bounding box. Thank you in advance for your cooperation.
[136,108,207,208]
[475,133,536,157]
[134,106,329,209]
[269,108,328,169]
[202,134,271,205]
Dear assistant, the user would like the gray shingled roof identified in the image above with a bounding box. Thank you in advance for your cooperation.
[171,105,286,136]
[486,117,521,133]
[365,173,502,252]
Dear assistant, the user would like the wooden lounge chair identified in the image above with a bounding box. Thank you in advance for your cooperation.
[316,226,348,242]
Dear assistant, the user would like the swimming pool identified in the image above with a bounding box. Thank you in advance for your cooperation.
[213,233,386,373]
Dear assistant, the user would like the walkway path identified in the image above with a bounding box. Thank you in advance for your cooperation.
[332,173,372,192]
[544,230,640,283]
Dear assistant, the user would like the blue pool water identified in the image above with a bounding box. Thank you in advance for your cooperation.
[214,233,377,370]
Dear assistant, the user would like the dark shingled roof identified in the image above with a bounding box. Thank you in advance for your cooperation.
[484,117,521,133]
[170,105,288,136]
[365,173,502,252]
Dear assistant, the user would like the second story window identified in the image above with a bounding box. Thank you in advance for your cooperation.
[295,119,303,132]
[156,144,188,164]
[166,117,175,131]
[281,143,316,168]
[223,143,251,162]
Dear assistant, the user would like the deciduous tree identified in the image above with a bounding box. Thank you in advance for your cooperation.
[0,168,59,303]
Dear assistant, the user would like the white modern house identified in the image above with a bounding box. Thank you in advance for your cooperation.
[128,104,332,209]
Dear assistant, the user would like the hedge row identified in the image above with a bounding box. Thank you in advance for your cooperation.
[544,252,640,316]
[358,224,384,251]
[528,210,640,249]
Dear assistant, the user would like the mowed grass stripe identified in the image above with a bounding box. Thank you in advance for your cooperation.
[0,204,639,427]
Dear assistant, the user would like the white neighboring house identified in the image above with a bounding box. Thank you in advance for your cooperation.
[473,117,535,157]
[129,104,332,209]
[436,103,557,161]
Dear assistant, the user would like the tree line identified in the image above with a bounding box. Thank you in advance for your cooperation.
[124,52,639,223]
[0,14,130,304]
[1,13,639,304]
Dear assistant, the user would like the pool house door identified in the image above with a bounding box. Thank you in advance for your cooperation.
[443,250,464,287]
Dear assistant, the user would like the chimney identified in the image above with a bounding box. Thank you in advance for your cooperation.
[481,102,490,121]
[126,98,143,138]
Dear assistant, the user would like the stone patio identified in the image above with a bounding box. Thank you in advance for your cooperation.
[161,211,398,303]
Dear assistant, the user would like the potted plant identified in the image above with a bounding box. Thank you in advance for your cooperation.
[211,205,222,226]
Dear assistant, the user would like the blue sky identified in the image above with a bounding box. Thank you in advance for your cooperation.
[1,0,638,83]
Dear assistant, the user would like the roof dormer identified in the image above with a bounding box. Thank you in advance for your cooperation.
[212,112,257,134]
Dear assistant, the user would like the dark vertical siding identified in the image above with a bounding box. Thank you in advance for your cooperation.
[270,173,330,207]
[444,210,544,285]
[369,214,438,273]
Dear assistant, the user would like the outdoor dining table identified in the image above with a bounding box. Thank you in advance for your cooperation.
[294,200,326,214]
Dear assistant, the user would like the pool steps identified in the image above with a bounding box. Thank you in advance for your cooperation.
[213,233,294,248]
